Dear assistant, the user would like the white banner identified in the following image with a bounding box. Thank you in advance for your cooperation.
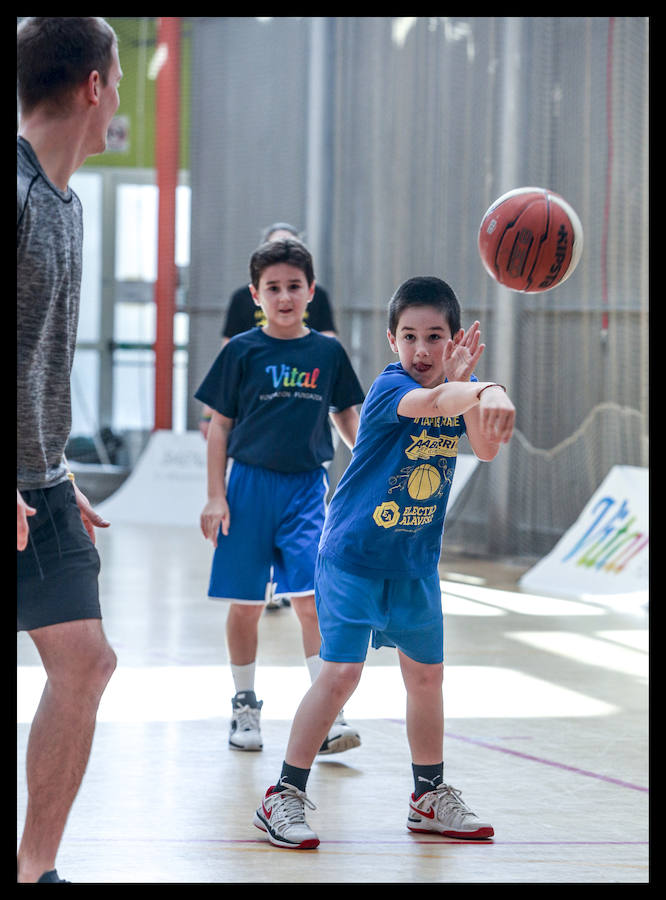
[519,465,648,603]
[447,453,479,511]
[97,430,207,526]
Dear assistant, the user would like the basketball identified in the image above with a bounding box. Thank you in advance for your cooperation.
[407,464,441,500]
[478,187,583,293]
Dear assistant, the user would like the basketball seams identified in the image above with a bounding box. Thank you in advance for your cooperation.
[478,187,583,293]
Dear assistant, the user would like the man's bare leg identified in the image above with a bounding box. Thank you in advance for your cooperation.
[17,619,116,883]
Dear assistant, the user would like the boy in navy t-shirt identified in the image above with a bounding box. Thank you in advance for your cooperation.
[195,239,364,755]
[253,276,515,849]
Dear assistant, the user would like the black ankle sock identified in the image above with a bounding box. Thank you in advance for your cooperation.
[272,761,310,794]
[412,762,444,798]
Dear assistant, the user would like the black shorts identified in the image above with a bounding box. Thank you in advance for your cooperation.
[17,480,102,632]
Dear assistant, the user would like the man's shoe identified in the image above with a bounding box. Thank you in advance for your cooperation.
[229,690,263,751]
[37,870,69,883]
[407,782,494,839]
[253,783,320,849]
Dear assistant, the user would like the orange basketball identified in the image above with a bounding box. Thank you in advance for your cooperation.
[478,187,583,293]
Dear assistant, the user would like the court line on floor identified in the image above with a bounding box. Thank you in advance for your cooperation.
[64,836,648,846]
[440,728,648,793]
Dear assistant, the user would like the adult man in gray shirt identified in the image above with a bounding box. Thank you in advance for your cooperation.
[17,18,123,884]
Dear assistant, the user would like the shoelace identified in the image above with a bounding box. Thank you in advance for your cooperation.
[234,703,260,732]
[272,783,316,824]
[430,784,476,821]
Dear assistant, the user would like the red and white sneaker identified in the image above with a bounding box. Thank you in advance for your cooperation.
[407,783,494,840]
[254,784,320,849]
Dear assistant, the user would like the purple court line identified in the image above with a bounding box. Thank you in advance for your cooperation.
[447,731,648,793]
[67,837,647,847]
[387,723,647,793]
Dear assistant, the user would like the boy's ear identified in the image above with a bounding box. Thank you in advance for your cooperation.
[387,328,398,354]
[249,283,261,306]
[307,280,315,303]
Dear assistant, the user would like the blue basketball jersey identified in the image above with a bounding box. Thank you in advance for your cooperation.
[319,362,475,580]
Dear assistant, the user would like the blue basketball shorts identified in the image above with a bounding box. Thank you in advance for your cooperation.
[208,461,329,604]
[314,555,444,665]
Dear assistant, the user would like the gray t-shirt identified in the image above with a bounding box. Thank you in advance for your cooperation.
[17,136,83,491]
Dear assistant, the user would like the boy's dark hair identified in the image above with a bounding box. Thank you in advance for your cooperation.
[17,17,117,116]
[388,276,461,336]
[250,239,315,288]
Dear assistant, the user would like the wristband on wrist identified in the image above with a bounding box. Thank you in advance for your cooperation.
[476,383,506,400]
[66,470,76,483]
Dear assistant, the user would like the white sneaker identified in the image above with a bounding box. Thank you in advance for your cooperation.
[318,709,361,755]
[407,782,494,839]
[228,690,263,751]
[264,579,279,610]
[253,783,320,849]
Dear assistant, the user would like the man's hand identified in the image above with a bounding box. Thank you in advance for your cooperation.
[73,481,110,544]
[17,489,36,551]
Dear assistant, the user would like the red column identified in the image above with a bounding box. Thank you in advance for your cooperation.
[153,17,181,430]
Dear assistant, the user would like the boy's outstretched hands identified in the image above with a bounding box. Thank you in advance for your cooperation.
[443,320,485,383]
[442,320,515,457]
[478,386,515,445]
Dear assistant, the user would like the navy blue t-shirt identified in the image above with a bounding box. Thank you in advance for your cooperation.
[195,328,364,474]
[319,362,475,579]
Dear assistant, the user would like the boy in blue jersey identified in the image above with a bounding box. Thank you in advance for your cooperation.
[253,276,515,849]
[195,239,365,755]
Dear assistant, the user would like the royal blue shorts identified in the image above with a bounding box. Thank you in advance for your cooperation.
[208,461,328,604]
[314,555,444,664]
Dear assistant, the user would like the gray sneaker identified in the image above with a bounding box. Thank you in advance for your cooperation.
[407,782,494,839]
[253,783,320,849]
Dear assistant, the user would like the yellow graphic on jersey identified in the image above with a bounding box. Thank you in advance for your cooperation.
[406,464,441,500]
[405,429,459,460]
[254,307,311,327]
[372,500,401,529]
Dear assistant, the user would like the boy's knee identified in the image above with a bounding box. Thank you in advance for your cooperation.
[323,661,363,697]
[404,661,443,693]
[227,603,264,633]
[229,602,263,621]
[291,594,317,622]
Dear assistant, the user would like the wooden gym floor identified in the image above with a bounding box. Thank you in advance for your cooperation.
[17,523,648,883]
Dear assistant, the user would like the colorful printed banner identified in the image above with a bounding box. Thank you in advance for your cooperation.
[519,465,648,602]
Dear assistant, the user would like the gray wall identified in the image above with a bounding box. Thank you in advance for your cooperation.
[186,16,649,558]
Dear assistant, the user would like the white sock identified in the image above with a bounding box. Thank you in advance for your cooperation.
[305,654,323,684]
[231,661,256,695]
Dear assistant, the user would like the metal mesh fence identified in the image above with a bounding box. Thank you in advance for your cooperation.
[186,16,649,559]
